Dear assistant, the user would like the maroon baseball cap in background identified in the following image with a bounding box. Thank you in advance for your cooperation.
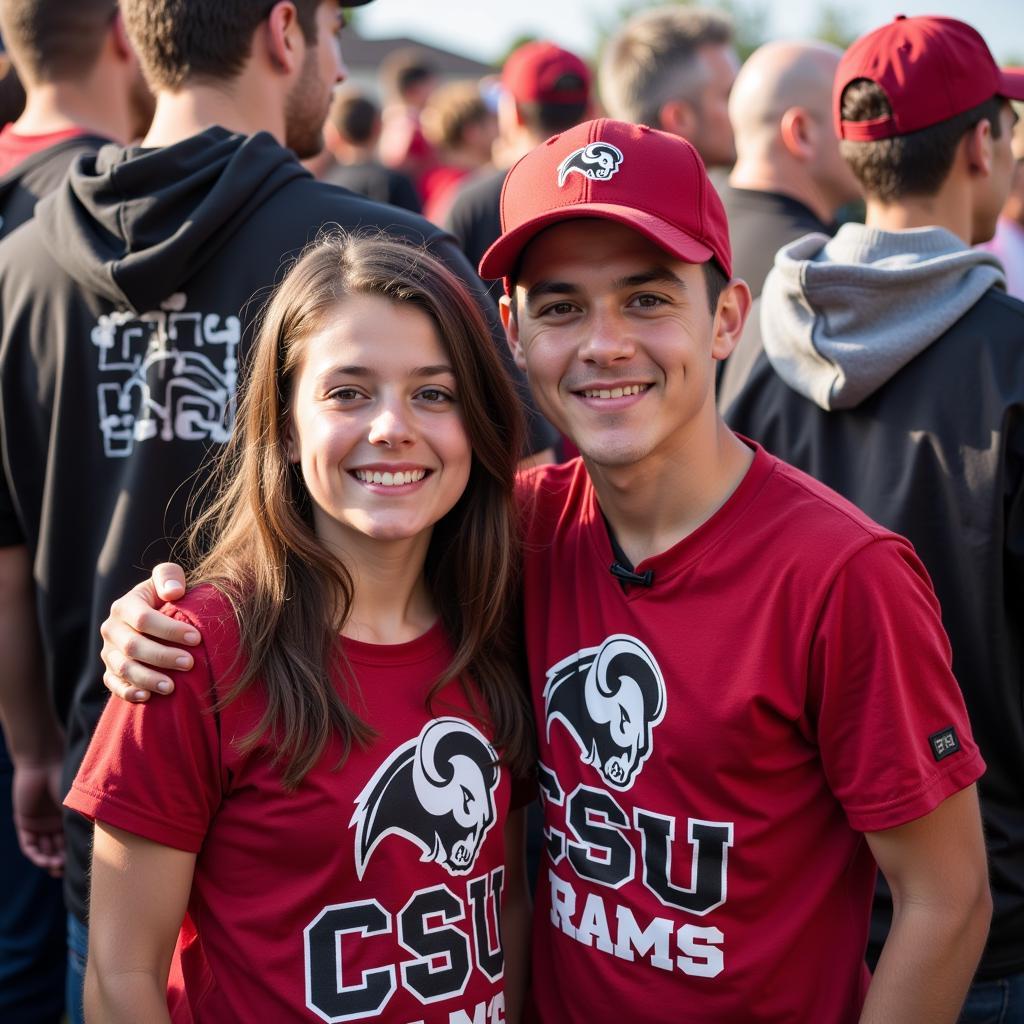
[478,118,732,287]
[501,41,591,107]
[835,15,1024,142]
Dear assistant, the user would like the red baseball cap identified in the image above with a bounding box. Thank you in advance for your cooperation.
[835,15,1024,141]
[502,41,591,106]
[478,118,732,287]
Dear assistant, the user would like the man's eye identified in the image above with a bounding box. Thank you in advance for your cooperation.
[632,294,665,308]
[543,302,577,316]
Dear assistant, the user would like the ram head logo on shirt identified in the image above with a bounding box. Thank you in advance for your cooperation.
[351,718,500,878]
[544,634,666,790]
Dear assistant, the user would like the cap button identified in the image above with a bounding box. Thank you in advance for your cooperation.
[895,13,906,20]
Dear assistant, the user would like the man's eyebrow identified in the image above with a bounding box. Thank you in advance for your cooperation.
[524,267,688,303]
[613,267,688,290]
[524,280,580,303]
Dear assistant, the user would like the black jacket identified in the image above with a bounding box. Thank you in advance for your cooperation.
[722,283,1024,979]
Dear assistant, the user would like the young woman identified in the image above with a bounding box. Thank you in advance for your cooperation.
[66,234,534,1023]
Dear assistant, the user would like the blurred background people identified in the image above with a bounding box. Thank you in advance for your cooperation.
[722,39,862,298]
[444,39,591,299]
[319,88,420,211]
[599,4,737,168]
[419,78,497,223]
[0,0,152,236]
[378,44,438,194]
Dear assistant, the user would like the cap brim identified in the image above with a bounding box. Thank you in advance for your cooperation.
[999,68,1024,101]
[478,203,714,281]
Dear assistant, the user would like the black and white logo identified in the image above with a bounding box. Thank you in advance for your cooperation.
[929,726,961,762]
[351,718,500,878]
[543,635,666,790]
[556,142,624,187]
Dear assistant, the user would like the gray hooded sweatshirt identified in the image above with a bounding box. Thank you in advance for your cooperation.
[758,222,1006,410]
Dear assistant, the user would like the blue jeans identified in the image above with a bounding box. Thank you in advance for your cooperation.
[66,912,88,1024]
[960,971,1024,1024]
[0,736,66,1024]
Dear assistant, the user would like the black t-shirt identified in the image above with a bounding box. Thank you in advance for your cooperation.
[0,128,556,923]
[444,167,506,302]
[0,133,108,241]
[321,158,421,214]
[718,185,831,298]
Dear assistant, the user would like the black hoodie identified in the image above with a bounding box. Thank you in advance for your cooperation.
[0,128,555,923]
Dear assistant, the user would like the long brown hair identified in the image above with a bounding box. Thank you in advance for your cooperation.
[184,232,532,789]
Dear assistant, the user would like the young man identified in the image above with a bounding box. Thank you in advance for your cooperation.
[719,16,1024,1019]
[0,4,151,1021]
[104,118,992,1022]
[0,2,555,1021]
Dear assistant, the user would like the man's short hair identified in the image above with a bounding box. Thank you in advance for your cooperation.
[839,79,1005,202]
[120,0,320,92]
[519,96,589,138]
[599,6,733,127]
[0,0,116,84]
[421,80,489,151]
[380,46,436,102]
[329,91,379,146]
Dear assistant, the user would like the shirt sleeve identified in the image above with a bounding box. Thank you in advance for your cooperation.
[64,607,223,853]
[810,538,985,833]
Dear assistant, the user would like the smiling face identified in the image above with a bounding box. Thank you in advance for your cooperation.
[504,219,738,474]
[286,292,472,559]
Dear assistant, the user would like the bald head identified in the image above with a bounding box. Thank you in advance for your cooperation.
[729,40,841,154]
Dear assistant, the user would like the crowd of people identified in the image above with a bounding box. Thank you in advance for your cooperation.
[0,1,1021,1023]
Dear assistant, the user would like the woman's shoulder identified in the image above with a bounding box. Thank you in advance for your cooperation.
[162,583,244,672]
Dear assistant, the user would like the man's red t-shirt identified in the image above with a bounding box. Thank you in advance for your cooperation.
[517,442,984,1023]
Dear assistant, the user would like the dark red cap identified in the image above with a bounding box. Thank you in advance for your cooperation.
[835,15,1024,141]
[478,118,731,286]
[501,40,591,107]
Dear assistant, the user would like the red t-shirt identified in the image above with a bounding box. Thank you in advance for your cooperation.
[0,125,87,176]
[517,442,984,1024]
[68,586,518,1023]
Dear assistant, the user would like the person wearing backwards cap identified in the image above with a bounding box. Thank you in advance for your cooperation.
[444,40,591,300]
[720,16,1024,1018]
[482,118,989,1022]
[96,121,991,1020]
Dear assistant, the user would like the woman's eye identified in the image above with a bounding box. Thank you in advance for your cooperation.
[417,388,453,404]
[328,387,363,402]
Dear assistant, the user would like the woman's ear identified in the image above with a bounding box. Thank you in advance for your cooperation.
[283,416,301,464]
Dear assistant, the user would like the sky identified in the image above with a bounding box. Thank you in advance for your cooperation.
[354,0,1024,66]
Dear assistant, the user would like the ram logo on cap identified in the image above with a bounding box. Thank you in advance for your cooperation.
[556,142,624,187]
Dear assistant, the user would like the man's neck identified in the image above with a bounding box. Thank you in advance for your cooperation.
[13,83,127,144]
[729,158,832,224]
[141,83,284,150]
[586,418,753,567]
[864,190,971,245]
